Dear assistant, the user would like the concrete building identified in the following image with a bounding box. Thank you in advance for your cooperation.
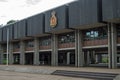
[0,0,120,69]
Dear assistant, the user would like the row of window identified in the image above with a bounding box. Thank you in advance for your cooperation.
[4,27,120,49]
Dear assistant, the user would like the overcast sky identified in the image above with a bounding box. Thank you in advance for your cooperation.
[0,0,75,25]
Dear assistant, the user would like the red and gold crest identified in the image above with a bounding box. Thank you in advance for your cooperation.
[50,11,57,28]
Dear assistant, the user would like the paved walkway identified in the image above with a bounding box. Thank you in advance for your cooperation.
[0,70,93,80]
[0,65,120,73]
[0,65,120,80]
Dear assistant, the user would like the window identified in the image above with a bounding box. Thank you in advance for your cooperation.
[117,26,120,37]
[83,27,107,41]
[39,37,51,46]
[13,43,20,49]
[58,32,75,44]
[2,44,7,52]
[26,41,34,47]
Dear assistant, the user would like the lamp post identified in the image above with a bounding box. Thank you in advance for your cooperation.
[6,27,9,66]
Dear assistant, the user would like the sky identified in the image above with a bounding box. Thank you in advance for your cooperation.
[0,0,75,25]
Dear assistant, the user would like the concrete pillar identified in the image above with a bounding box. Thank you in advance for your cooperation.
[51,34,58,66]
[87,51,90,65]
[34,38,39,65]
[75,30,84,67]
[75,30,78,67]
[82,51,85,65]
[108,23,112,69]
[0,45,3,64]
[92,51,95,64]
[111,23,117,68]
[67,52,70,65]
[9,43,13,65]
[20,41,25,65]
[95,54,98,63]
[108,23,117,69]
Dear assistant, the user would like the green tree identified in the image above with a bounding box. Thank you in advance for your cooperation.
[7,20,18,24]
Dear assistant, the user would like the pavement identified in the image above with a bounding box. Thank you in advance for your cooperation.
[0,70,93,80]
[0,65,120,80]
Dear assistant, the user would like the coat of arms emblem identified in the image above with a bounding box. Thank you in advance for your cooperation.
[50,11,57,28]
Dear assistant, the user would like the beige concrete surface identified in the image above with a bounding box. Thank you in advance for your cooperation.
[1,65,119,74]
[0,65,120,80]
[0,70,94,80]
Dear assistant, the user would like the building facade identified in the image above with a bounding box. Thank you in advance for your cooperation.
[0,0,120,69]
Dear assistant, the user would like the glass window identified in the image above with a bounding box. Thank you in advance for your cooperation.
[26,41,34,47]
[13,43,20,49]
[117,26,120,37]
[58,32,75,44]
[2,44,7,52]
[83,27,107,41]
[39,37,51,46]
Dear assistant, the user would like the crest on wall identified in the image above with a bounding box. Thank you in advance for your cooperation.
[50,11,57,28]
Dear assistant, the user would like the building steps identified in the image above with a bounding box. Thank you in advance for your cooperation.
[52,70,118,80]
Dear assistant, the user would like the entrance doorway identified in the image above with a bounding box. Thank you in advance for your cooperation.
[58,50,75,66]
[39,52,51,65]
[3,54,7,64]
[84,50,108,67]
[25,53,33,65]
[13,54,20,64]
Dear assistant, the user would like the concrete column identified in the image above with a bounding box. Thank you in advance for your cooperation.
[77,30,84,67]
[108,23,112,69]
[95,54,98,63]
[20,41,25,65]
[108,23,117,69]
[87,51,90,65]
[34,38,39,65]
[0,45,3,64]
[75,30,78,67]
[51,34,58,66]
[67,52,70,65]
[82,51,85,65]
[92,51,95,64]
[111,23,117,68]
[9,43,13,65]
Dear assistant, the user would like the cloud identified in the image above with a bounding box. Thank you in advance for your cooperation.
[26,0,41,5]
[1,15,6,17]
[0,0,7,2]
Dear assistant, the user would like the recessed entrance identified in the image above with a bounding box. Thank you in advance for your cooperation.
[13,54,20,64]
[84,49,108,67]
[25,53,34,65]
[58,50,75,66]
[39,52,51,65]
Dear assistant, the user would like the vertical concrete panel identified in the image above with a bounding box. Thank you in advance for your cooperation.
[2,27,7,42]
[0,28,2,42]
[33,14,44,35]
[102,0,119,21]
[69,0,98,28]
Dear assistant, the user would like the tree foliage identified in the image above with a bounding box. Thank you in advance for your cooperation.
[7,20,18,24]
